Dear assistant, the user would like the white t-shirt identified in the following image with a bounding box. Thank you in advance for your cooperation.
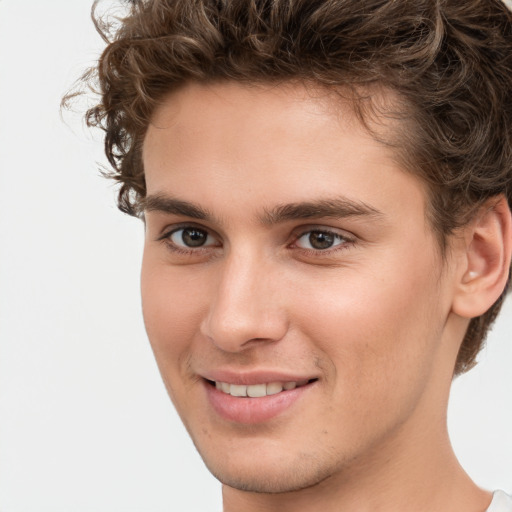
[487,491,512,512]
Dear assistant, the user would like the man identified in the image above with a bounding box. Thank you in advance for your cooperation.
[77,0,512,510]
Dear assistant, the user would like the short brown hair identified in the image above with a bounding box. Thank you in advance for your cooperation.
[74,0,512,375]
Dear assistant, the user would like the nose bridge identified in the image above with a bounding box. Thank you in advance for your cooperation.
[201,245,287,352]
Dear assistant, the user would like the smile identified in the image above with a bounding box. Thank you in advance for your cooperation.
[203,377,318,424]
[212,379,313,397]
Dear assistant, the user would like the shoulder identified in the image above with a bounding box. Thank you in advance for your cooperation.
[487,491,512,512]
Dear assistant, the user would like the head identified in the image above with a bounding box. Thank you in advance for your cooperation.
[82,0,512,375]
[76,0,512,497]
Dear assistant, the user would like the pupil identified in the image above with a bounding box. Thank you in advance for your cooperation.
[182,228,207,247]
[309,231,334,250]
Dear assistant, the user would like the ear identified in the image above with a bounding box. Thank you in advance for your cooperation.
[452,195,512,319]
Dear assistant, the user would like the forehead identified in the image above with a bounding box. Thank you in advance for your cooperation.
[142,81,429,231]
[145,81,360,170]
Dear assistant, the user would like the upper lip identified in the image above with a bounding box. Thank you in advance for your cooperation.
[200,369,318,386]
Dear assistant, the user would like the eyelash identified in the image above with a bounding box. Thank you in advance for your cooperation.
[157,224,220,256]
[294,229,354,256]
[157,225,355,257]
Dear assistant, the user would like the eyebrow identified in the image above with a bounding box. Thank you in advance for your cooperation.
[142,194,214,221]
[259,198,383,225]
[142,193,383,225]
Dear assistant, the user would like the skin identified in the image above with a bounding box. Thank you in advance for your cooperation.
[141,82,498,512]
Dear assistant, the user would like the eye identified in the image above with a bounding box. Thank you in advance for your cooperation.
[295,230,349,251]
[168,227,218,248]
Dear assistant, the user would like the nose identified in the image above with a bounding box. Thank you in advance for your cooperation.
[200,249,289,352]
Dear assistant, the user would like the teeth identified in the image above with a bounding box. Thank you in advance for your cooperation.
[214,380,311,397]
[230,384,247,397]
[247,384,267,398]
[266,382,283,395]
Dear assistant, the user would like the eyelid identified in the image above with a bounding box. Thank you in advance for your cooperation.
[156,223,223,257]
[292,224,355,241]
[289,225,356,253]
[157,222,219,242]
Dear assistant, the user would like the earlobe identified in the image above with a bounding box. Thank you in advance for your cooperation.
[452,195,512,319]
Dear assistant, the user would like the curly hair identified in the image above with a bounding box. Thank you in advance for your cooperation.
[75,0,512,375]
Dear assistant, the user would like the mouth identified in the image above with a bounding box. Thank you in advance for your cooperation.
[205,378,317,398]
[202,377,319,424]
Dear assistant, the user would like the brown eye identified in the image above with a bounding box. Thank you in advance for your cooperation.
[308,231,334,249]
[170,227,217,248]
[296,230,347,251]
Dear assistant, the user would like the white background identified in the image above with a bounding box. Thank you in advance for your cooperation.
[0,1,511,511]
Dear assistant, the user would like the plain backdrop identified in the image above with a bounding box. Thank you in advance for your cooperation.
[0,1,511,511]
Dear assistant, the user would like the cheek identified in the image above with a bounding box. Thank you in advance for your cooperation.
[140,255,208,371]
[288,251,445,411]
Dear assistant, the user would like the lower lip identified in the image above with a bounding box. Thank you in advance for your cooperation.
[203,381,315,424]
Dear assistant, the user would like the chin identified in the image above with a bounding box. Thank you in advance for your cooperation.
[195,440,339,494]
[209,462,334,494]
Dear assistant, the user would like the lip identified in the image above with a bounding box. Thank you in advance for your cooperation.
[201,369,317,386]
[201,371,318,424]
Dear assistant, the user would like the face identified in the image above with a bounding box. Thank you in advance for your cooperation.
[141,82,461,494]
